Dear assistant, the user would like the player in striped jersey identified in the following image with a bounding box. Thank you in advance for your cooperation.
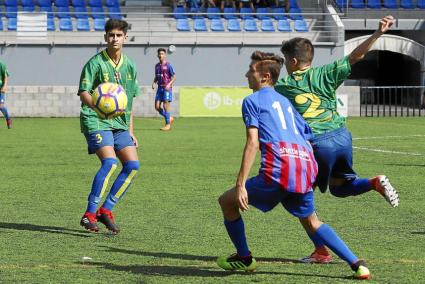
[217,51,370,280]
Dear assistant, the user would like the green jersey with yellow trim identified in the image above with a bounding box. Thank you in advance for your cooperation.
[275,56,351,135]
[0,61,9,88]
[78,50,141,133]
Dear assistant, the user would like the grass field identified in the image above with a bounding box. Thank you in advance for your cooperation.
[0,117,424,283]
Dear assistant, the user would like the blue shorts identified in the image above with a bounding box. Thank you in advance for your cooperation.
[311,127,357,193]
[155,87,173,102]
[84,130,135,154]
[0,93,5,104]
[245,176,315,218]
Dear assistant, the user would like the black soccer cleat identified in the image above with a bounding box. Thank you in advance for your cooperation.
[80,212,99,232]
[96,207,120,234]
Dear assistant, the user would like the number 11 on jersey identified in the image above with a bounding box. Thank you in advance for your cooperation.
[272,101,299,135]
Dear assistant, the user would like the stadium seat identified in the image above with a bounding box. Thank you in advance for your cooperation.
[91,6,105,19]
[47,17,55,30]
[59,17,73,30]
[207,7,221,19]
[23,5,36,12]
[277,19,291,32]
[7,17,17,30]
[72,0,86,7]
[0,17,3,31]
[418,0,425,8]
[94,17,105,30]
[289,0,299,9]
[210,18,224,31]
[5,0,18,6]
[256,7,270,20]
[173,7,187,19]
[400,0,415,9]
[88,0,103,7]
[240,7,254,19]
[190,7,204,19]
[22,0,36,9]
[223,7,237,19]
[227,18,241,31]
[351,0,365,8]
[176,18,191,31]
[367,0,381,8]
[289,7,303,20]
[5,6,18,18]
[272,7,286,20]
[108,6,122,19]
[294,19,308,32]
[336,0,348,8]
[74,6,89,19]
[38,0,52,7]
[261,19,274,32]
[77,18,90,31]
[40,5,54,18]
[244,18,258,31]
[383,0,398,8]
[57,6,71,18]
[106,0,120,7]
[54,0,69,7]
[193,18,207,31]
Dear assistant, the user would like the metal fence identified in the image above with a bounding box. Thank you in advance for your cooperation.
[360,86,425,117]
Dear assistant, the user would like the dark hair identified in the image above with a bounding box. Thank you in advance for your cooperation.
[280,37,314,65]
[157,48,167,54]
[250,51,284,84]
[104,19,129,34]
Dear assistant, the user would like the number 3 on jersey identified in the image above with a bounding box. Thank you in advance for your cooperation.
[272,101,299,135]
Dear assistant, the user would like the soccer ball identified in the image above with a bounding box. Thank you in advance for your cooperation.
[92,82,128,119]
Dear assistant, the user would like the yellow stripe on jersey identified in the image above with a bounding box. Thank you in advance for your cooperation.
[102,50,124,70]
[114,170,137,198]
[100,164,118,198]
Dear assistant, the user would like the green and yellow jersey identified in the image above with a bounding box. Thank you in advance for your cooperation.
[275,56,351,135]
[79,50,141,133]
[0,61,9,88]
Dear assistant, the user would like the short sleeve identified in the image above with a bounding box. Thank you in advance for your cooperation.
[79,59,98,94]
[168,63,175,77]
[320,56,351,89]
[242,97,259,128]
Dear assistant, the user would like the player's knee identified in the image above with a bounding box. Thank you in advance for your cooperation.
[123,160,140,174]
[329,185,347,198]
[101,158,118,171]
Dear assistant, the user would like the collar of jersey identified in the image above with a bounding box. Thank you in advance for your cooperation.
[102,50,124,70]
[292,66,311,75]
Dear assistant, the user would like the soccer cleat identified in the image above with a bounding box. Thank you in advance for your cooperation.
[80,212,99,232]
[96,207,120,234]
[170,116,174,124]
[6,118,11,129]
[351,259,371,280]
[217,253,257,272]
[370,175,399,208]
[300,247,333,264]
[160,124,171,131]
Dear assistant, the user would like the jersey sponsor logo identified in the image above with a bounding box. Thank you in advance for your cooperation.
[279,145,311,161]
[82,78,91,85]
[294,93,325,118]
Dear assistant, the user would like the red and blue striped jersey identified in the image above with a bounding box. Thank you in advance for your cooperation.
[155,61,175,89]
[242,87,318,194]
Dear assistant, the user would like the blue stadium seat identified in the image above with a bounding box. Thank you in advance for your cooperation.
[367,0,381,8]
[261,19,274,32]
[108,6,122,19]
[5,0,18,6]
[190,7,204,19]
[173,7,187,19]
[289,7,303,20]
[40,5,54,18]
[207,7,221,19]
[223,7,237,19]
[91,6,105,19]
[74,7,88,19]
[5,6,18,18]
[210,18,224,31]
[0,17,3,31]
[8,17,17,30]
[94,18,105,30]
[240,7,254,19]
[22,0,36,8]
[72,0,86,7]
[351,0,365,8]
[57,6,71,18]
[23,3,36,12]
[47,17,55,30]
[38,0,52,7]
[272,7,286,20]
[244,18,258,31]
[418,0,425,8]
[383,0,397,8]
[193,18,207,31]
[294,19,308,32]
[256,7,270,20]
[176,18,191,31]
[55,0,69,7]
[400,0,414,8]
[77,18,90,31]
[59,17,73,30]
[227,18,241,31]
[106,0,120,7]
[289,0,299,9]
[89,0,103,7]
[336,0,348,8]
[277,19,291,31]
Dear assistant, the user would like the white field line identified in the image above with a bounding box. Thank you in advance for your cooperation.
[353,146,425,156]
[353,134,425,140]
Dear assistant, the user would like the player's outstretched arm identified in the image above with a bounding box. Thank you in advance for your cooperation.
[79,91,94,108]
[349,15,394,65]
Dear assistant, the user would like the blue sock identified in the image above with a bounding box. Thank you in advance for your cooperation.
[313,224,358,265]
[102,160,139,211]
[329,178,371,197]
[0,107,10,120]
[158,107,165,117]
[224,217,250,257]
[86,158,118,213]
[163,111,170,124]
[307,231,325,248]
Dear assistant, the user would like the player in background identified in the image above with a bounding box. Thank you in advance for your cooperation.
[275,15,399,263]
[0,60,12,129]
[152,48,176,131]
[78,19,141,234]
[217,51,371,280]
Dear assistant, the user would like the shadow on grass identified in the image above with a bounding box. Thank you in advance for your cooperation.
[88,262,352,280]
[411,231,425,235]
[0,222,91,238]
[383,163,425,168]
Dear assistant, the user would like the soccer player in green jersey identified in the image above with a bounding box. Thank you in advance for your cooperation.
[0,60,12,129]
[275,15,400,263]
[78,19,141,234]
